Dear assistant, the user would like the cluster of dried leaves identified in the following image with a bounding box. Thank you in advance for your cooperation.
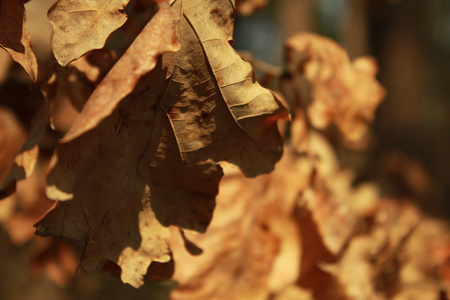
[0,0,449,299]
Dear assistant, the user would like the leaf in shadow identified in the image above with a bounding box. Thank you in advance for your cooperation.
[35,0,287,288]
[0,0,38,82]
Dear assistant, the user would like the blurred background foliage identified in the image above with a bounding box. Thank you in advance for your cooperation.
[1,0,449,299]
[234,0,450,218]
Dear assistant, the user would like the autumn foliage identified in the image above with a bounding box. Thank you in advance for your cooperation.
[0,1,449,300]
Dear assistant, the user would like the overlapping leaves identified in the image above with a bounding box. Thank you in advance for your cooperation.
[2,1,448,299]
[35,0,287,288]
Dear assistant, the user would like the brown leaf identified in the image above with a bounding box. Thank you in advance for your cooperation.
[36,0,287,288]
[0,0,38,82]
[48,0,130,66]
[286,33,386,141]
[61,4,180,142]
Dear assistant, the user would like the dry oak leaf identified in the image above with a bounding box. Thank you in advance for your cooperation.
[36,0,287,289]
[286,33,386,141]
[0,0,38,82]
[48,0,130,66]
[60,3,180,142]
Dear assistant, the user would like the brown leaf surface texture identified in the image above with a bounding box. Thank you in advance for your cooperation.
[0,0,38,82]
[286,33,386,141]
[35,0,287,288]
[61,4,180,142]
[48,0,130,66]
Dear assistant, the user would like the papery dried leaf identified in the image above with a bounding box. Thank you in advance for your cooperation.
[48,0,129,66]
[286,33,386,141]
[36,0,287,288]
[0,0,38,82]
[61,4,180,142]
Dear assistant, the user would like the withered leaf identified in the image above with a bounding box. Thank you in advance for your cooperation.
[286,33,386,141]
[0,0,38,82]
[48,0,130,66]
[36,0,287,288]
[61,4,180,142]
